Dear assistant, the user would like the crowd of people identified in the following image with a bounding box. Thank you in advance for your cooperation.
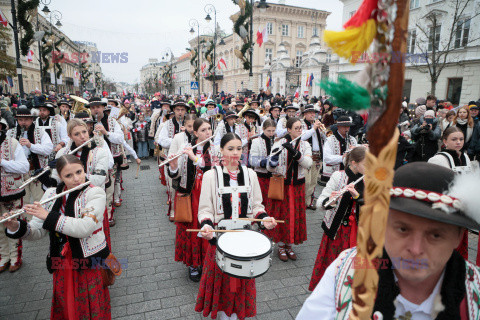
[0,88,480,319]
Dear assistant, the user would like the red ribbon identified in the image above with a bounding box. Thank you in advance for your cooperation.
[348,204,358,248]
[288,185,295,244]
[60,242,78,320]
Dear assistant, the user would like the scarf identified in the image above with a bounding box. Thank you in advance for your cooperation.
[69,141,97,169]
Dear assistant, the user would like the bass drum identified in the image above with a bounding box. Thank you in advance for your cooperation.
[216,229,273,279]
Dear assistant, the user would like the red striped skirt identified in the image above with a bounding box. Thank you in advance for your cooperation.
[195,244,256,319]
[257,176,270,208]
[265,184,307,245]
[174,174,209,267]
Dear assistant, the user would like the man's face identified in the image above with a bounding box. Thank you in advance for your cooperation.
[17,117,33,128]
[245,115,256,125]
[304,111,316,121]
[174,106,186,119]
[90,105,104,118]
[38,107,50,120]
[286,110,296,118]
[270,109,280,118]
[251,102,259,109]
[108,102,117,108]
[385,209,463,284]
[470,108,479,117]
[426,99,436,108]
[337,125,350,136]
[59,104,70,114]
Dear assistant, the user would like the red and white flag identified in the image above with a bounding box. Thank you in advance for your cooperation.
[217,58,227,70]
[0,9,8,27]
[27,50,34,62]
[294,88,300,98]
[256,26,268,47]
[201,63,206,73]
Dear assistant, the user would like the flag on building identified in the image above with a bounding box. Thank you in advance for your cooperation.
[308,74,314,87]
[305,73,310,87]
[256,26,268,47]
[266,76,272,88]
[294,87,299,98]
[218,58,227,70]
[201,63,206,73]
[122,88,127,96]
[26,50,34,62]
[0,9,8,27]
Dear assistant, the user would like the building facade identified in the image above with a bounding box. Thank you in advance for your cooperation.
[187,1,330,96]
[172,51,192,96]
[330,0,480,105]
[139,58,168,94]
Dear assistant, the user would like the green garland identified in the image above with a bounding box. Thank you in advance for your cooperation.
[204,41,214,75]
[17,0,39,56]
[231,0,253,71]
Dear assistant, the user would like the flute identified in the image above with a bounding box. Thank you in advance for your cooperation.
[17,135,98,190]
[158,136,214,167]
[324,175,364,207]
[1,181,91,224]
[271,131,308,157]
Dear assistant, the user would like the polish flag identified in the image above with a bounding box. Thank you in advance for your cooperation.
[201,63,206,73]
[294,88,300,98]
[0,9,7,27]
[218,58,227,70]
[27,50,34,62]
[256,26,268,47]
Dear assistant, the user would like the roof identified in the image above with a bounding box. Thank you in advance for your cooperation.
[176,52,192,62]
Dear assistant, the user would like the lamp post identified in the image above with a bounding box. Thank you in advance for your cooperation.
[189,18,201,97]
[37,0,52,94]
[248,0,269,88]
[204,4,218,96]
[161,47,174,95]
[10,0,25,98]
[43,8,62,93]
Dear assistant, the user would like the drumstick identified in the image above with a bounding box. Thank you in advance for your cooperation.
[186,229,245,233]
[236,218,285,223]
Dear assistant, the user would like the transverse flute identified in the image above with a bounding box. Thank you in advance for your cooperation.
[158,136,214,167]
[324,175,364,208]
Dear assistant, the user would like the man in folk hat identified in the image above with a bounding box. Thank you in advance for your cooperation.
[58,100,72,122]
[34,103,68,153]
[301,105,327,209]
[200,99,219,133]
[213,111,239,146]
[298,162,480,319]
[236,108,261,165]
[148,99,171,139]
[0,117,29,273]
[7,108,53,204]
[88,97,124,226]
[322,116,358,182]
[276,105,299,138]
[156,100,187,221]
[266,104,282,126]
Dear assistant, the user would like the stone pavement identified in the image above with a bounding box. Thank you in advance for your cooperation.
[0,157,478,319]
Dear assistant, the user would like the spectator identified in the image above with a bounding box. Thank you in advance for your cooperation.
[452,105,474,151]
[426,94,437,110]
[469,104,479,125]
[410,109,441,162]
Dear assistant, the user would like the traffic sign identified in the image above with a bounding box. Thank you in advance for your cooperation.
[190,81,199,90]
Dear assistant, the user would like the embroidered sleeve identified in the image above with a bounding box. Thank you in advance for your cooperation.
[42,210,62,232]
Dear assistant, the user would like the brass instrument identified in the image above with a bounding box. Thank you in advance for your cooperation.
[258,107,266,117]
[70,95,91,117]
[215,113,224,122]
[236,102,250,118]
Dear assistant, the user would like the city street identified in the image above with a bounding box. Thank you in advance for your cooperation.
[1,158,479,320]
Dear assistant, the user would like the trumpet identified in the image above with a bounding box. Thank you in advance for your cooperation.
[1,181,91,224]
[259,108,266,117]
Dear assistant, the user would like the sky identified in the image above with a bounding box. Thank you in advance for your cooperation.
[50,0,344,84]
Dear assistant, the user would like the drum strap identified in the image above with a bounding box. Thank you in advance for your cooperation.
[215,165,251,219]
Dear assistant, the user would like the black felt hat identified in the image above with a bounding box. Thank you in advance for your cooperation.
[88,97,106,108]
[35,103,55,115]
[242,109,260,121]
[336,116,354,127]
[15,107,34,117]
[390,162,480,230]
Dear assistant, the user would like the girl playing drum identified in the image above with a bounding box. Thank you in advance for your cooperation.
[195,132,276,320]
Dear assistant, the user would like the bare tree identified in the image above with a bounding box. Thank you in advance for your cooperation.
[411,0,480,96]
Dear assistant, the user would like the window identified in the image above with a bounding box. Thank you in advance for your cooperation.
[447,78,462,105]
[428,25,441,52]
[265,48,273,62]
[455,19,470,48]
[312,27,318,37]
[295,50,303,67]
[410,0,420,9]
[297,26,304,38]
[326,53,332,63]
[403,80,412,101]
[267,22,273,35]
[282,24,289,36]
[407,30,416,54]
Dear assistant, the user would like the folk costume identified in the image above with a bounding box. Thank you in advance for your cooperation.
[213,112,239,146]
[428,149,475,263]
[298,163,480,320]
[6,183,112,320]
[157,101,187,220]
[301,106,327,208]
[200,100,219,134]
[308,167,364,291]
[275,105,297,138]
[249,133,274,206]
[267,135,312,260]
[0,118,29,273]
[34,103,69,155]
[322,117,357,182]
[7,108,54,203]
[195,165,270,320]
[236,110,261,166]
[168,138,217,281]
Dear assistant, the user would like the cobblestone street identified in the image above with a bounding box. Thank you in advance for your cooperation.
[1,158,479,320]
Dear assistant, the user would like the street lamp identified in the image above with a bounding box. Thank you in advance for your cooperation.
[9,0,25,98]
[204,4,218,96]
[257,0,270,13]
[248,0,269,79]
[189,18,201,96]
[162,47,174,95]
[44,8,62,93]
